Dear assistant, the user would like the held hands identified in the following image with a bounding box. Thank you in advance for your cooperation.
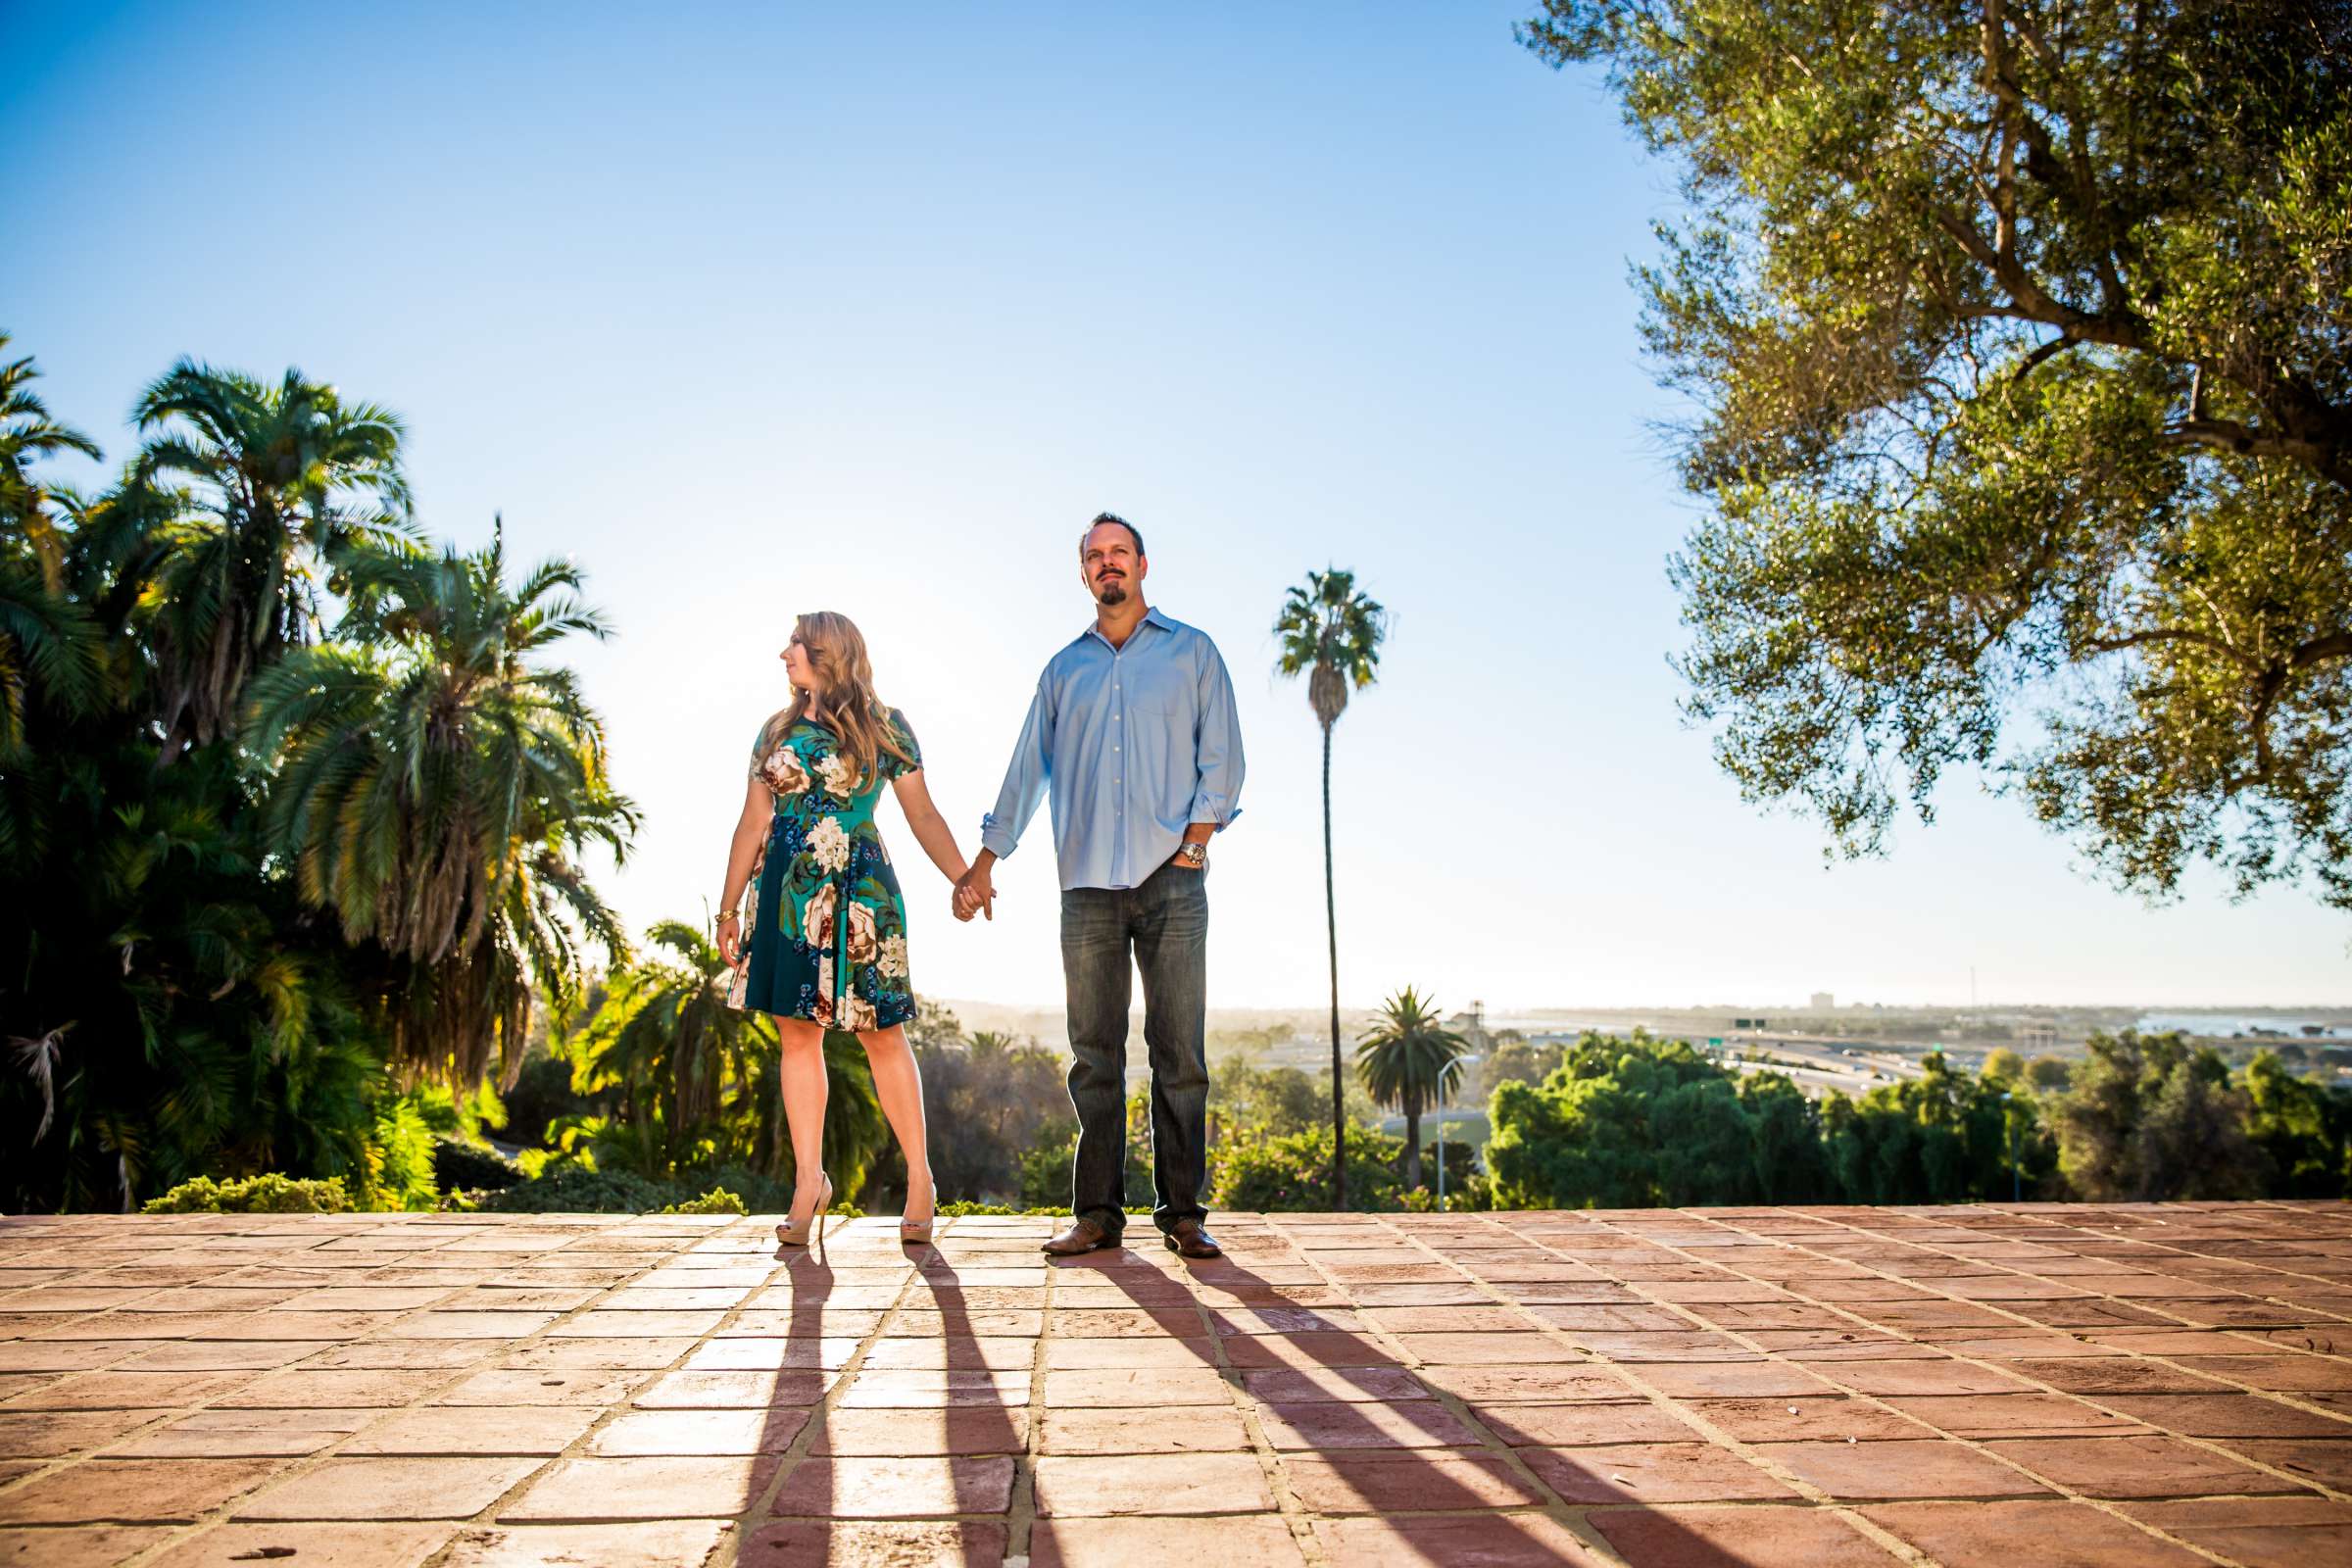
[953,860,996,922]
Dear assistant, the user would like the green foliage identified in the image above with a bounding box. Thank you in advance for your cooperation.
[1213,1123,1406,1212]
[501,1052,594,1148]
[1354,988,1471,1190]
[2026,1056,2076,1093]
[1017,1098,1153,1212]
[662,1187,748,1215]
[1479,1034,1566,1101]
[1402,1171,1494,1212]
[915,1024,1073,1204]
[368,1092,442,1211]
[432,1137,524,1193]
[142,1173,352,1213]
[1211,1060,1325,1138]
[472,1163,670,1213]
[1490,1032,2052,1208]
[2049,1030,2270,1200]
[2244,1050,2352,1198]
[0,342,634,1211]
[474,1157,869,1215]
[244,526,635,1084]
[1818,1053,2032,1205]
[1526,1,2352,908]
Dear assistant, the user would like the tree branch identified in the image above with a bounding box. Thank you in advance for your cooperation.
[2080,625,2264,674]
[2163,417,2352,491]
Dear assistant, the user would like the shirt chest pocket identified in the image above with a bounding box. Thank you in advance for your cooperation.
[1117,662,1191,721]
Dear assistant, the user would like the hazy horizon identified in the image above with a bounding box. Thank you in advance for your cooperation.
[10,2,2347,1010]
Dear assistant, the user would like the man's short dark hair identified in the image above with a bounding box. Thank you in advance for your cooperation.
[1081,512,1145,558]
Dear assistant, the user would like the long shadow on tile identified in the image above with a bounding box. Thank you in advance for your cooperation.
[737,1231,1011,1565]
[1051,1241,1825,1564]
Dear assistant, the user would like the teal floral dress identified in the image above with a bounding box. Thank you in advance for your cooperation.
[733,710,921,1030]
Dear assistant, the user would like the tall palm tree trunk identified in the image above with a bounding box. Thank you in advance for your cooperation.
[1404,1094,1423,1190]
[1324,720,1346,1210]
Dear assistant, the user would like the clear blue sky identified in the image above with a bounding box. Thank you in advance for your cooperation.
[8,1,2344,1008]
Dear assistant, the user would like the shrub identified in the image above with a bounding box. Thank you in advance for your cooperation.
[1400,1172,1495,1212]
[474,1164,670,1213]
[1212,1123,1404,1211]
[142,1174,353,1214]
[503,1052,597,1148]
[432,1138,524,1192]
[663,1187,748,1215]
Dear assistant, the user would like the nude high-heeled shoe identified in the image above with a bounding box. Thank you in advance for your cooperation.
[900,1178,935,1246]
[775,1172,832,1248]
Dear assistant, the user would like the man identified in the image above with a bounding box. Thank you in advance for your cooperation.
[956,514,1245,1259]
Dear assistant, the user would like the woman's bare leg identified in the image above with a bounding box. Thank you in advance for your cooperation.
[858,1023,935,1221]
[775,1017,830,1206]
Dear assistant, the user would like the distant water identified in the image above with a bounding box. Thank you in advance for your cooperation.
[2136,1013,2350,1040]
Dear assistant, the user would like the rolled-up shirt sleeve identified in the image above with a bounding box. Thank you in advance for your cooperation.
[980,675,1055,859]
[1188,642,1245,829]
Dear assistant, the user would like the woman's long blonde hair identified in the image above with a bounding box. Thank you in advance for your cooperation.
[769,611,913,794]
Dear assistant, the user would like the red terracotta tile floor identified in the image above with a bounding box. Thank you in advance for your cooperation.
[0,1202,2347,1563]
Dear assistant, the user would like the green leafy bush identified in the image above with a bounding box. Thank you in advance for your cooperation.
[474,1164,670,1213]
[663,1187,748,1215]
[502,1052,596,1147]
[142,1174,353,1213]
[432,1138,524,1192]
[1212,1123,1405,1212]
[367,1093,441,1211]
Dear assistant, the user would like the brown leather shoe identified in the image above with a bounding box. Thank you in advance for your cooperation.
[1042,1217,1120,1256]
[1164,1218,1222,1258]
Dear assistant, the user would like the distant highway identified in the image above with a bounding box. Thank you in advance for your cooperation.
[1713,1036,1928,1099]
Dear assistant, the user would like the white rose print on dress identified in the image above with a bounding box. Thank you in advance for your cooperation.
[846,901,879,966]
[807,814,851,875]
[814,752,856,803]
[804,881,840,952]
[761,745,811,797]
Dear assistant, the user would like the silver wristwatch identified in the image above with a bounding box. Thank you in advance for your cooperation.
[1176,842,1208,869]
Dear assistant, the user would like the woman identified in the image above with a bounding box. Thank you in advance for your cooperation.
[715,611,973,1248]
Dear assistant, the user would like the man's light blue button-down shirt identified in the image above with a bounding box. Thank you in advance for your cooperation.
[981,607,1245,891]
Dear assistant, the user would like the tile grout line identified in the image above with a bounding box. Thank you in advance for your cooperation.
[1005,1217,1053,1564]
[1513,1209,2203,1566]
[1274,1211,1640,1564]
[1166,1225,1331,1566]
[1,1213,661,1526]
[135,1212,735,1565]
[1585,1207,2304,1565]
[1369,1209,1934,1567]
[2,1212,686,1560]
[704,1216,936,1564]
[1777,1205,2352,1498]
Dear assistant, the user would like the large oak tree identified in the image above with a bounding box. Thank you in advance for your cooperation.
[1523,1,2352,906]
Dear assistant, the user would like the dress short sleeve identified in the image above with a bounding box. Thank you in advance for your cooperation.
[882,710,922,780]
[749,717,775,781]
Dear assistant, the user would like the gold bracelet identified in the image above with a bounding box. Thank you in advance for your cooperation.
[717,909,740,923]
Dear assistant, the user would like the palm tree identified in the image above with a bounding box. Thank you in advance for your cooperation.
[0,334,103,573]
[564,916,885,1195]
[0,338,106,760]
[131,360,413,759]
[582,920,766,1167]
[243,523,637,1084]
[1274,567,1388,1208]
[1355,988,1469,1190]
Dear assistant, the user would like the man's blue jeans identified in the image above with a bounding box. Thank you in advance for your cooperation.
[1059,862,1209,1238]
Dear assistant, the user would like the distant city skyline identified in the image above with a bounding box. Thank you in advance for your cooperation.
[9,2,2346,1007]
